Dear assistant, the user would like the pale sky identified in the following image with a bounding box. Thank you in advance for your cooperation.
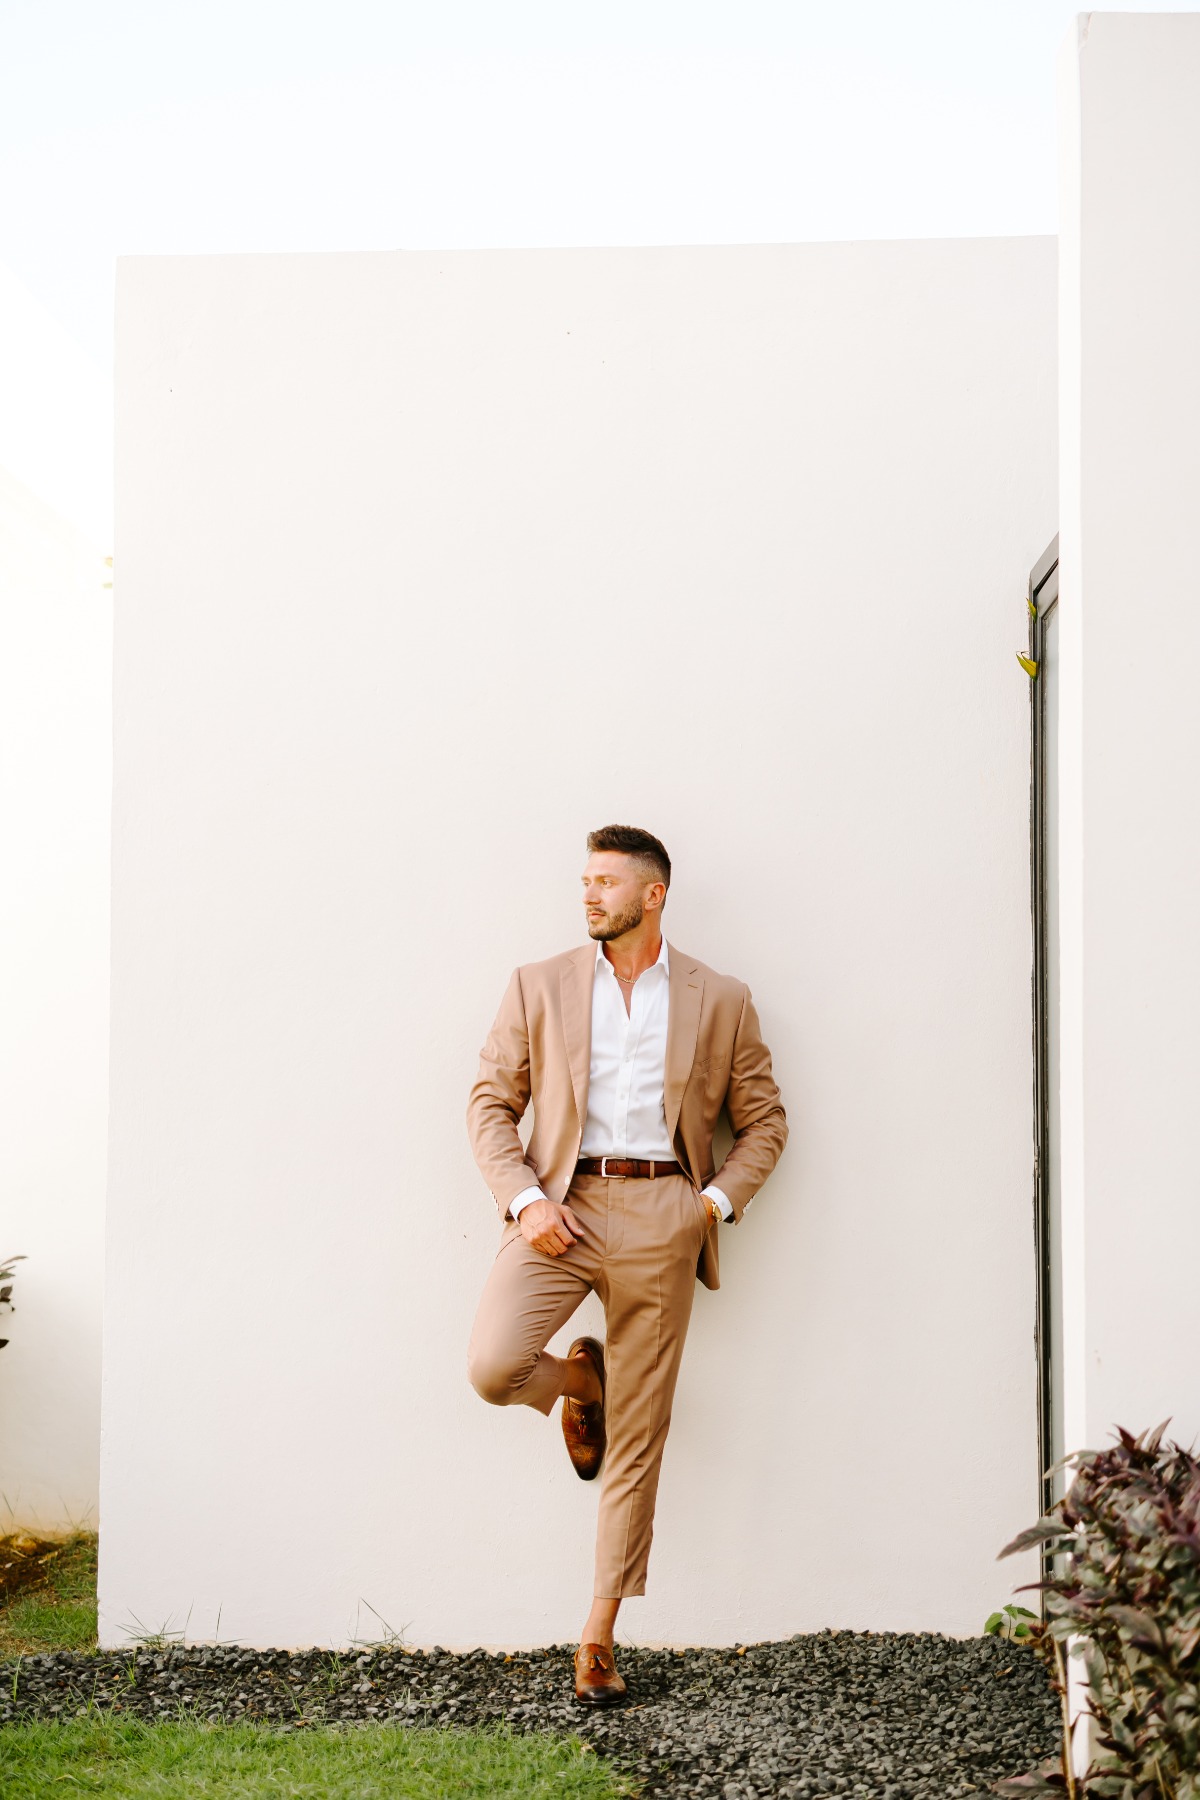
[1,2,1180,537]
[3,2,1170,372]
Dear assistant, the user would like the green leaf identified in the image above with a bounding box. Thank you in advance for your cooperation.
[997,1520,1071,1558]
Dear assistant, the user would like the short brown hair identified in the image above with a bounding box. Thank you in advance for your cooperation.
[586,824,671,891]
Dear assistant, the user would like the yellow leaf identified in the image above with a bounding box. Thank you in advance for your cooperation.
[1016,653,1038,679]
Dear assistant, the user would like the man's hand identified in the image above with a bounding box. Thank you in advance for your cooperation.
[519,1197,585,1257]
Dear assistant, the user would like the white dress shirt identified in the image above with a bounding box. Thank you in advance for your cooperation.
[510,937,733,1221]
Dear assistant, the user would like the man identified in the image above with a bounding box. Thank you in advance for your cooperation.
[466,825,787,1705]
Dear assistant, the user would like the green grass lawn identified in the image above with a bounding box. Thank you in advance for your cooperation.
[0,1716,628,1797]
[0,1534,631,1796]
[0,1529,98,1657]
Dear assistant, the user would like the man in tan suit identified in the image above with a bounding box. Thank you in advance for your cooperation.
[466,825,786,1704]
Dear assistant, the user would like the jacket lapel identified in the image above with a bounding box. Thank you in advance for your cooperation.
[560,945,594,1134]
[665,942,703,1142]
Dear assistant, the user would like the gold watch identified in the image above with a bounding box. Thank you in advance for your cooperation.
[705,1193,721,1226]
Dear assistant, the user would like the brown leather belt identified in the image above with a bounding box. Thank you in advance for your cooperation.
[575,1157,685,1180]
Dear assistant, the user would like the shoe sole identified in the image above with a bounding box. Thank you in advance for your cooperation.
[562,1337,606,1480]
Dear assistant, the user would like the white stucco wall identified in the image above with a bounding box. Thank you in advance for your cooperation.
[1057,12,1200,1458]
[102,238,1055,1649]
[0,269,111,1533]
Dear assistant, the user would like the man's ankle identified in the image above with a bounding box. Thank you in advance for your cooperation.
[564,1359,601,1405]
[581,1599,620,1649]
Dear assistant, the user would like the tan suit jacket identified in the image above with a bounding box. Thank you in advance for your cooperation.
[466,941,787,1290]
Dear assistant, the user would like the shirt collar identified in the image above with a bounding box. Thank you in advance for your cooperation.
[594,936,669,977]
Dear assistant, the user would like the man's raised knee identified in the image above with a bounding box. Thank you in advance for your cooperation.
[467,1344,528,1407]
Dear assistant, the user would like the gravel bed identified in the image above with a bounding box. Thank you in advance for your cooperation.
[1,1629,1059,1797]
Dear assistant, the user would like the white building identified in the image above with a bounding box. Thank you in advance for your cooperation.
[4,15,1198,1680]
[0,267,111,1532]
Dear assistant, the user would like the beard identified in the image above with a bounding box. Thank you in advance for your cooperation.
[587,896,645,941]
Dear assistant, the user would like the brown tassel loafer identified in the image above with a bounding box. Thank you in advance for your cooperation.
[561,1336,606,1480]
[574,1641,627,1705]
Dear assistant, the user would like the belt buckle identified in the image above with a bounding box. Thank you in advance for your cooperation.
[600,1155,611,1178]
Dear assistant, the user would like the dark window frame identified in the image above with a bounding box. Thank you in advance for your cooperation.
[1028,532,1060,1593]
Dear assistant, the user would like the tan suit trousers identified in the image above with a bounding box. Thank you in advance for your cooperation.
[466,1170,712,1599]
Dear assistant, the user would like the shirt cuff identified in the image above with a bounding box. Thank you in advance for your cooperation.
[508,1186,546,1220]
[701,1184,734,1221]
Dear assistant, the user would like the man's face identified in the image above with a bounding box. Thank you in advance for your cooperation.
[581,852,660,941]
